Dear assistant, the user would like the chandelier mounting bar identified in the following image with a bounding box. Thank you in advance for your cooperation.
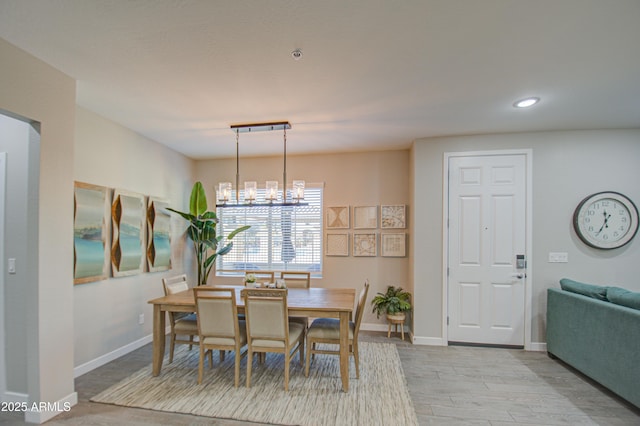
[230,121,291,133]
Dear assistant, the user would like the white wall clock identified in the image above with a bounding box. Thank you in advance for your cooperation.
[573,191,639,249]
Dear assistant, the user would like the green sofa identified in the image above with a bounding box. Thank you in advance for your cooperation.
[547,279,640,408]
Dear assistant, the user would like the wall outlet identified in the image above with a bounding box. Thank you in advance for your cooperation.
[138,313,144,325]
[548,252,569,263]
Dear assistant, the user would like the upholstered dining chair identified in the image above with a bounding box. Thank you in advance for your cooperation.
[305,280,369,379]
[279,271,312,328]
[279,271,311,288]
[193,287,247,387]
[162,275,199,363]
[241,288,305,391]
[244,271,275,286]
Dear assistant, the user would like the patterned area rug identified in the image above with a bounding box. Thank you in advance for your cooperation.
[91,342,417,425]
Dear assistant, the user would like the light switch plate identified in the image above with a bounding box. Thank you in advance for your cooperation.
[8,258,16,274]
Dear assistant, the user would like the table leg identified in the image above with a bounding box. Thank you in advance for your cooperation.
[339,310,349,392]
[152,304,166,376]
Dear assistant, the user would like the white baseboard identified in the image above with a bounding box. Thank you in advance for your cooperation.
[74,327,170,378]
[360,322,394,333]
[412,335,447,346]
[2,390,28,404]
[527,342,547,352]
[24,391,77,424]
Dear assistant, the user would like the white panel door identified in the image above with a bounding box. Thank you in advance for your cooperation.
[448,154,526,346]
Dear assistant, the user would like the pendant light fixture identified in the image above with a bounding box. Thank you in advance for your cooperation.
[216,121,307,207]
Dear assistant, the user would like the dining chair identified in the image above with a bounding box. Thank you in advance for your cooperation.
[162,274,199,363]
[305,280,369,379]
[244,271,275,286]
[279,271,311,288]
[242,288,305,391]
[193,287,247,386]
[279,271,312,328]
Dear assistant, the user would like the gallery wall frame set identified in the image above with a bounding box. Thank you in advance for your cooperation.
[73,181,171,285]
[324,204,407,257]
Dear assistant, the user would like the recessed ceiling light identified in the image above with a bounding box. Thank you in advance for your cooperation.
[513,97,540,108]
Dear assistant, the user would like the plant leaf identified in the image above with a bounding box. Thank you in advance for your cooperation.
[189,181,208,216]
[216,243,233,256]
[227,225,251,240]
[166,208,194,222]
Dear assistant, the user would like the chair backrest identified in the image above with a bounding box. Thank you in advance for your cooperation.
[245,271,275,286]
[353,280,370,337]
[162,274,189,295]
[193,287,239,338]
[242,288,289,345]
[279,271,311,288]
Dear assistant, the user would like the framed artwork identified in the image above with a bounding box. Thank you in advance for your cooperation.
[147,197,171,272]
[353,233,377,257]
[381,205,406,229]
[381,233,406,257]
[326,233,349,256]
[353,205,378,229]
[111,189,145,277]
[326,206,350,228]
[74,182,109,284]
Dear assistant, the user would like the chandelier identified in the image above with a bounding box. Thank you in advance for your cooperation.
[216,121,307,207]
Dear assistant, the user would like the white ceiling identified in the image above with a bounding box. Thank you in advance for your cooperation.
[1,0,639,159]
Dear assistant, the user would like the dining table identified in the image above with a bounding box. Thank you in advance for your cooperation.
[148,285,357,392]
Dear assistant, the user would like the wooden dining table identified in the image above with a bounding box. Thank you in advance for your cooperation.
[148,285,357,392]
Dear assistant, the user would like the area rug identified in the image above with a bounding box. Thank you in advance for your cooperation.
[91,342,418,425]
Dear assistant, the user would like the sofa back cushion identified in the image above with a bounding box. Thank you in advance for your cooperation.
[559,278,608,301]
[606,287,640,310]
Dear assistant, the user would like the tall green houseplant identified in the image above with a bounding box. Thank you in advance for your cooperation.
[168,182,250,285]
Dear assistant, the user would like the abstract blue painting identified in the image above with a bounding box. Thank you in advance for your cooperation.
[74,182,108,284]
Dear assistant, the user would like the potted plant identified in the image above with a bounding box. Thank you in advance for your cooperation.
[371,285,412,322]
[168,181,250,285]
[245,273,256,286]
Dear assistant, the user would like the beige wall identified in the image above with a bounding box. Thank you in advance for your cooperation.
[411,131,640,346]
[196,149,411,327]
[0,37,76,421]
[73,107,196,368]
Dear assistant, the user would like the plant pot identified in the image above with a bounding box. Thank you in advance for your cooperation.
[386,312,406,340]
[386,313,406,322]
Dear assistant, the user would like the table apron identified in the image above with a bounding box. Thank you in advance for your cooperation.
[159,304,347,319]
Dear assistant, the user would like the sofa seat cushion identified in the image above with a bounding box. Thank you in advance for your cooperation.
[607,287,640,310]
[559,278,608,301]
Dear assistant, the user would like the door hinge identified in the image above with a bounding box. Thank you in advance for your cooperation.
[447,316,449,325]
[447,267,450,277]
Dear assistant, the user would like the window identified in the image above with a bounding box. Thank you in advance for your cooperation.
[216,186,323,276]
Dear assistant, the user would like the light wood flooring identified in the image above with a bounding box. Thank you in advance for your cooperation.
[1,331,639,425]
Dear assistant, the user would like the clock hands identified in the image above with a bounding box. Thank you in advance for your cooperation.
[595,210,611,236]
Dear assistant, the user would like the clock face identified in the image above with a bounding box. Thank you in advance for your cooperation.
[573,192,639,249]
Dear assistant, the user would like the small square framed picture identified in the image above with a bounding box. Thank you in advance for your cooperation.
[353,233,377,257]
[326,233,349,256]
[381,205,406,229]
[381,233,406,257]
[326,206,350,229]
[353,205,378,229]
